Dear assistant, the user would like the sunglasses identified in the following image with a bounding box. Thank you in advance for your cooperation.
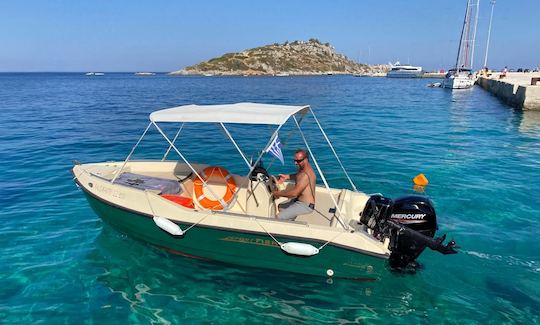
[294,157,306,163]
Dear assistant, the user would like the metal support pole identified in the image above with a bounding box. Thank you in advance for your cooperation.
[228,125,284,204]
[111,122,152,184]
[293,115,349,230]
[152,122,228,209]
[309,108,358,192]
[162,123,184,161]
[220,123,251,168]
[266,112,306,170]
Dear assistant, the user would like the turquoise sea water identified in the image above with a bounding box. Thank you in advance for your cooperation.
[1,73,539,324]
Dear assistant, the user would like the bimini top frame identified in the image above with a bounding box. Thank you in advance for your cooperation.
[112,102,358,229]
[150,102,310,126]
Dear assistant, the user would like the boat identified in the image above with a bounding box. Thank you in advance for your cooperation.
[386,62,423,78]
[442,0,480,89]
[443,68,475,89]
[85,72,105,76]
[275,73,290,77]
[134,72,156,76]
[72,103,457,279]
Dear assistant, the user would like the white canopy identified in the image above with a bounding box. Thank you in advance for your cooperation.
[149,102,310,125]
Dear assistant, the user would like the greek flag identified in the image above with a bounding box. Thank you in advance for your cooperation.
[265,134,284,165]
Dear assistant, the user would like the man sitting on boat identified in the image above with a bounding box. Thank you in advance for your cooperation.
[272,149,316,220]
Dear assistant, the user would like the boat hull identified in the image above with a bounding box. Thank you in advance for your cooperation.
[386,71,423,78]
[83,190,387,279]
[442,74,475,89]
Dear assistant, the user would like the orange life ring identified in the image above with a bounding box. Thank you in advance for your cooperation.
[193,166,237,210]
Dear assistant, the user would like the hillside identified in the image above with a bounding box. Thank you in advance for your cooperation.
[170,39,388,76]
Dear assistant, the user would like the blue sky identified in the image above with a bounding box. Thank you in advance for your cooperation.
[1,0,538,72]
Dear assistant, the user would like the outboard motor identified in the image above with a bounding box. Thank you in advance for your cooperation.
[360,194,457,268]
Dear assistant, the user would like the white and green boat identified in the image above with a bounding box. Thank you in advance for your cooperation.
[73,103,457,279]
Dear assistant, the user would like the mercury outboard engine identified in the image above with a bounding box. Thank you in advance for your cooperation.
[360,194,457,268]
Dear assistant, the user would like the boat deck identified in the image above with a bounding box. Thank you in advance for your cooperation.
[79,160,370,229]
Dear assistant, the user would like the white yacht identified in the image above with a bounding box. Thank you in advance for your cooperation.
[386,62,423,78]
[442,0,480,89]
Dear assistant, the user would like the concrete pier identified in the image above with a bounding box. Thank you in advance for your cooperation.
[476,72,540,110]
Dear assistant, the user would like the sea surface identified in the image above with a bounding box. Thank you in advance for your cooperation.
[1,73,539,324]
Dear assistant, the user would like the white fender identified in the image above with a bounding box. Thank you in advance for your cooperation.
[280,242,319,257]
[153,216,184,236]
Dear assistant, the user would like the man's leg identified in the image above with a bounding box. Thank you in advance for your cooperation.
[277,201,314,221]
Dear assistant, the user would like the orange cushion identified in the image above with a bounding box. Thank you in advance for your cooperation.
[161,195,195,209]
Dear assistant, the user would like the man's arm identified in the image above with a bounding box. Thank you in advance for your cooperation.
[273,173,308,198]
[278,173,296,183]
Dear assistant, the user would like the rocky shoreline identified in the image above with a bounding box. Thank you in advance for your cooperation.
[170,39,389,76]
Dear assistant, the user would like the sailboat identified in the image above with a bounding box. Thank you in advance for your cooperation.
[442,0,480,89]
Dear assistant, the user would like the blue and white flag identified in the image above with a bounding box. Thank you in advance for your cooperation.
[265,134,284,165]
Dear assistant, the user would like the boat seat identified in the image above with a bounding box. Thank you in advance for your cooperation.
[295,189,343,227]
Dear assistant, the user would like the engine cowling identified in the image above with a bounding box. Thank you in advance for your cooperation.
[360,194,452,268]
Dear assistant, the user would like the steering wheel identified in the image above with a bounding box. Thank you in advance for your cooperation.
[267,176,284,214]
[267,175,278,193]
[268,175,286,193]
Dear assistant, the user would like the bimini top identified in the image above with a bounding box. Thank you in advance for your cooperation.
[149,102,310,125]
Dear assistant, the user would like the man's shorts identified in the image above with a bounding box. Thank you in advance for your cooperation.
[277,199,315,220]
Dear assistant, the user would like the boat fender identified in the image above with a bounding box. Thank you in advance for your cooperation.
[153,216,184,236]
[280,242,319,257]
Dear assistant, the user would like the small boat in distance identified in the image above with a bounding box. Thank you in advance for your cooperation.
[72,102,458,279]
[85,72,105,76]
[442,0,480,89]
[275,73,290,77]
[386,61,423,78]
[134,72,156,76]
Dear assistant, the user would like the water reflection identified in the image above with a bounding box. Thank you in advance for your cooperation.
[86,225,441,323]
[517,110,540,138]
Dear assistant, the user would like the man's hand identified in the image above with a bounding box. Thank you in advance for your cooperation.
[277,174,289,183]
[273,173,307,199]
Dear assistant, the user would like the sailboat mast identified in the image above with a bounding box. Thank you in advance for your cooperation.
[470,0,481,71]
[456,0,471,72]
[464,3,472,69]
[483,0,496,68]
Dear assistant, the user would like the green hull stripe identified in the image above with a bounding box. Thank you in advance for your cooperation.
[78,180,388,278]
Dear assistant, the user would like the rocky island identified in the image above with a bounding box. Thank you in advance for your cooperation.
[170,39,388,76]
